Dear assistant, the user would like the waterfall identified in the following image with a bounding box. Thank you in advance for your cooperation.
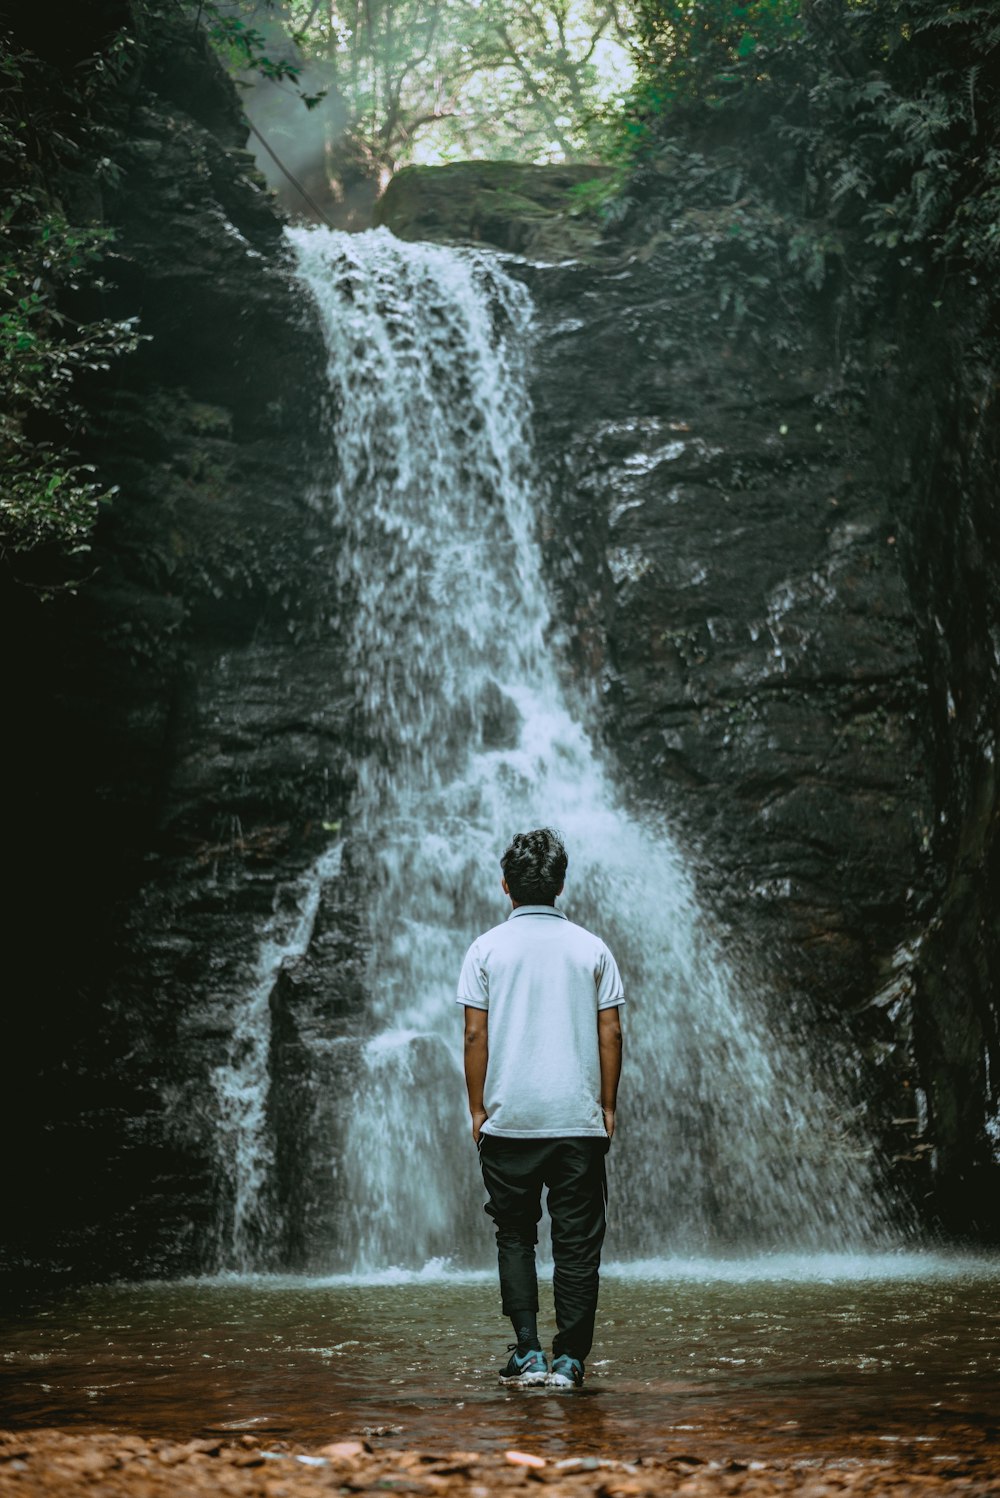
[281,224,886,1272]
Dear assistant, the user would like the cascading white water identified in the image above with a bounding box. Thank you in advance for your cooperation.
[287,224,887,1272]
[211,843,343,1269]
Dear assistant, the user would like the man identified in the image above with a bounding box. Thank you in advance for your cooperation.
[457,827,624,1389]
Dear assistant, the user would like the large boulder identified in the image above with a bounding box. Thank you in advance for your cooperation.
[375,160,615,260]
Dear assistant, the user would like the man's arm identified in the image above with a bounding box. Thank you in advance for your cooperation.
[598,1006,623,1139]
[464,1006,489,1144]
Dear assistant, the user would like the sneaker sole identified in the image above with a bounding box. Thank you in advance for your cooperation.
[499,1371,549,1387]
[547,1372,582,1388]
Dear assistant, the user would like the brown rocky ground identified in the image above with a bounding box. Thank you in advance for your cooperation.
[1,1430,996,1498]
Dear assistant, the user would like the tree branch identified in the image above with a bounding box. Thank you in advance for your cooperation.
[492,22,578,155]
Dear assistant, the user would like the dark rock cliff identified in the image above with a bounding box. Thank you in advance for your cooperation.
[888,290,1000,1233]
[522,241,934,1200]
[3,9,362,1277]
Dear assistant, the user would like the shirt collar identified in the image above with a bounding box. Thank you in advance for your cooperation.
[508,904,568,920]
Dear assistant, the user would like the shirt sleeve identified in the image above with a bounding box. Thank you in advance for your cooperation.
[596,941,625,1009]
[456,940,489,1010]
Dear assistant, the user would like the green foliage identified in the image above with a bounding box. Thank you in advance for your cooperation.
[777,1,1000,275]
[625,0,802,123]
[197,2,327,105]
[622,1,1000,284]
[565,173,627,216]
[440,0,635,164]
[0,33,143,570]
[0,220,142,555]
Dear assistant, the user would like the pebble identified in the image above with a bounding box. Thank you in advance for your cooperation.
[426,1454,482,1475]
[506,1452,548,1469]
[65,1451,119,1475]
[317,1439,371,1460]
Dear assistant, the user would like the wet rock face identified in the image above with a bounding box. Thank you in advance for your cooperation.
[2,13,361,1278]
[531,263,929,952]
[516,251,927,1188]
[888,294,1000,1236]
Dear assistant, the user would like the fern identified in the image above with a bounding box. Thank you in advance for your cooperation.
[830,164,874,205]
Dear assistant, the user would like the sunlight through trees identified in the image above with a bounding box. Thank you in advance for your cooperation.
[208,1,636,220]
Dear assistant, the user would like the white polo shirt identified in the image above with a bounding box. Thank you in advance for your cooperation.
[456,905,624,1138]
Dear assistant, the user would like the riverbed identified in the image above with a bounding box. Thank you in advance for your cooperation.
[2,1254,998,1471]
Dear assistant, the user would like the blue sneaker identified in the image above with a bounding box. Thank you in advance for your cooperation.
[548,1354,584,1388]
[499,1345,549,1385]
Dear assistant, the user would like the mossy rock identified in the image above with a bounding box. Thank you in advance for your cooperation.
[373,160,616,261]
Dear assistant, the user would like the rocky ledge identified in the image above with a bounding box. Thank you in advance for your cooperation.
[374,161,616,260]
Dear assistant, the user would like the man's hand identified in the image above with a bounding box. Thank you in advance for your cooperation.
[464,1007,489,1147]
[598,1006,623,1143]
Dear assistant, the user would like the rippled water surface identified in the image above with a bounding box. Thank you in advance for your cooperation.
[3,1257,999,1463]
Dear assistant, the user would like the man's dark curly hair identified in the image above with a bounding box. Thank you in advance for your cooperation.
[500,827,568,905]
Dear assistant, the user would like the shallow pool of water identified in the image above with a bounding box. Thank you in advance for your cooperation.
[2,1255,998,1464]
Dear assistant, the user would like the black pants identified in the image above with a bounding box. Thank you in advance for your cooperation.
[479,1134,609,1363]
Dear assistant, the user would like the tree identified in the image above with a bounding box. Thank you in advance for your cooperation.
[206,0,636,222]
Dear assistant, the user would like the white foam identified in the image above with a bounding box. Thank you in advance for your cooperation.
[210,844,344,1269]
[130,1248,1000,1294]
